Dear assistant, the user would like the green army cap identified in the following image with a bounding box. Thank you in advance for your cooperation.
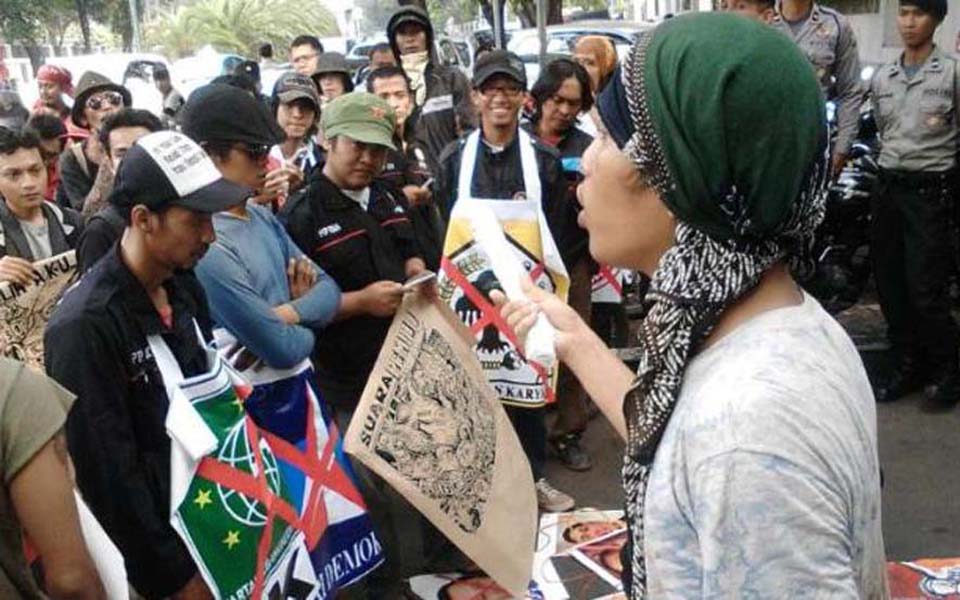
[321,92,397,151]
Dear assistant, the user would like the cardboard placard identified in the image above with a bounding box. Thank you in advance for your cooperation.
[344,293,537,596]
[0,251,77,369]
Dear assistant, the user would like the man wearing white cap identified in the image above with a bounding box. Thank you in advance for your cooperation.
[45,131,250,599]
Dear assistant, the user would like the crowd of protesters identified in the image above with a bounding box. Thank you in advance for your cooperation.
[0,0,956,597]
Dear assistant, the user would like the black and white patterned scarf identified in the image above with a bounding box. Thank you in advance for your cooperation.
[609,18,832,598]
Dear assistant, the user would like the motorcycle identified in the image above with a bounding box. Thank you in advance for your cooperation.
[802,103,879,314]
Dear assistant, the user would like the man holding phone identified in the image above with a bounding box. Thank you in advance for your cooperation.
[368,65,444,269]
[281,92,437,595]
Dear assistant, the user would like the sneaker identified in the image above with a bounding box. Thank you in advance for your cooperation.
[536,478,575,512]
[875,360,924,403]
[922,371,960,413]
[551,434,593,472]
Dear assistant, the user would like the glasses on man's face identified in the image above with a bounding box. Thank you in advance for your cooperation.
[86,91,124,111]
[292,52,318,65]
[480,85,524,99]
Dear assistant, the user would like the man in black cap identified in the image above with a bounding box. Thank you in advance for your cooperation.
[869,0,959,410]
[312,52,355,106]
[56,71,131,211]
[45,130,250,599]
[436,50,582,512]
[180,83,292,210]
[386,6,475,173]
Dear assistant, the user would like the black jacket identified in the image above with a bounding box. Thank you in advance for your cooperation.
[379,113,445,271]
[76,204,125,274]
[387,6,476,174]
[436,130,586,268]
[522,121,594,266]
[44,246,211,598]
[281,173,422,408]
[0,200,82,260]
[55,141,98,211]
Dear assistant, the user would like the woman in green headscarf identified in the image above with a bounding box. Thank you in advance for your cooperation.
[498,13,888,599]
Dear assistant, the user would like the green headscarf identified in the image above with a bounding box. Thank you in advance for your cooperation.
[646,14,825,238]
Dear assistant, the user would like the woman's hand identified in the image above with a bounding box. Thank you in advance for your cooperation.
[490,277,587,363]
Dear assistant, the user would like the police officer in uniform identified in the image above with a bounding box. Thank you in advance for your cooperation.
[870,0,958,410]
[773,0,863,178]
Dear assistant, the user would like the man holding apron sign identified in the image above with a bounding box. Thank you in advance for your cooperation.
[45,131,250,599]
[436,50,582,513]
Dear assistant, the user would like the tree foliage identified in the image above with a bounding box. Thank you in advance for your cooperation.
[144,0,340,58]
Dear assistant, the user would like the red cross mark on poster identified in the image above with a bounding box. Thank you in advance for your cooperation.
[598,266,623,296]
[441,256,555,403]
[196,392,364,597]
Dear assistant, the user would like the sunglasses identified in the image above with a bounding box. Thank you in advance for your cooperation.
[235,143,271,161]
[85,91,124,111]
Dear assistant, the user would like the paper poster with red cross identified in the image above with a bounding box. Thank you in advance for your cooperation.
[438,199,569,408]
[167,359,382,600]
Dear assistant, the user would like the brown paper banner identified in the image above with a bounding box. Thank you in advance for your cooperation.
[0,250,77,369]
[344,292,537,596]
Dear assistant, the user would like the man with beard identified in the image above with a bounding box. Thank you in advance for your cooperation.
[386,6,475,173]
[45,130,249,599]
[31,65,79,131]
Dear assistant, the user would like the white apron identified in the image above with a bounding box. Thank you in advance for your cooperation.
[438,129,569,408]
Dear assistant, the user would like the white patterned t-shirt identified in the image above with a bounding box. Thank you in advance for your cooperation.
[643,293,888,599]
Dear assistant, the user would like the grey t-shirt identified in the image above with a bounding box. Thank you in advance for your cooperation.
[20,219,52,261]
[643,293,888,598]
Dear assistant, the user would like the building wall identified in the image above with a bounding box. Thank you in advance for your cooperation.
[850,0,959,65]
[632,0,959,64]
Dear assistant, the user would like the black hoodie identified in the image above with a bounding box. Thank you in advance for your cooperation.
[387,6,476,174]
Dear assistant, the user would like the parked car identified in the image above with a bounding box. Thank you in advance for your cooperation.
[507,20,650,82]
[171,47,244,98]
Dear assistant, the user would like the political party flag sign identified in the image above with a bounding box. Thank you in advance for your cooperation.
[591,266,625,304]
[161,329,381,600]
[438,199,569,408]
[0,251,76,369]
[344,292,537,597]
[238,360,384,595]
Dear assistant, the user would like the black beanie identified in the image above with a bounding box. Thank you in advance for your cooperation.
[900,0,947,21]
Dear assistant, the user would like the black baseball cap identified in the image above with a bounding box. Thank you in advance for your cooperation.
[181,83,283,147]
[472,50,527,89]
[109,131,250,213]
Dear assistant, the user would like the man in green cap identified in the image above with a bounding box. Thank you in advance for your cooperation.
[281,91,440,596]
[283,91,426,417]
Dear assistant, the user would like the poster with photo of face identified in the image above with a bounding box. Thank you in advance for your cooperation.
[409,572,547,600]
[568,529,628,591]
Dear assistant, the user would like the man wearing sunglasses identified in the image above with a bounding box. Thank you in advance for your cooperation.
[181,83,289,208]
[55,71,131,212]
